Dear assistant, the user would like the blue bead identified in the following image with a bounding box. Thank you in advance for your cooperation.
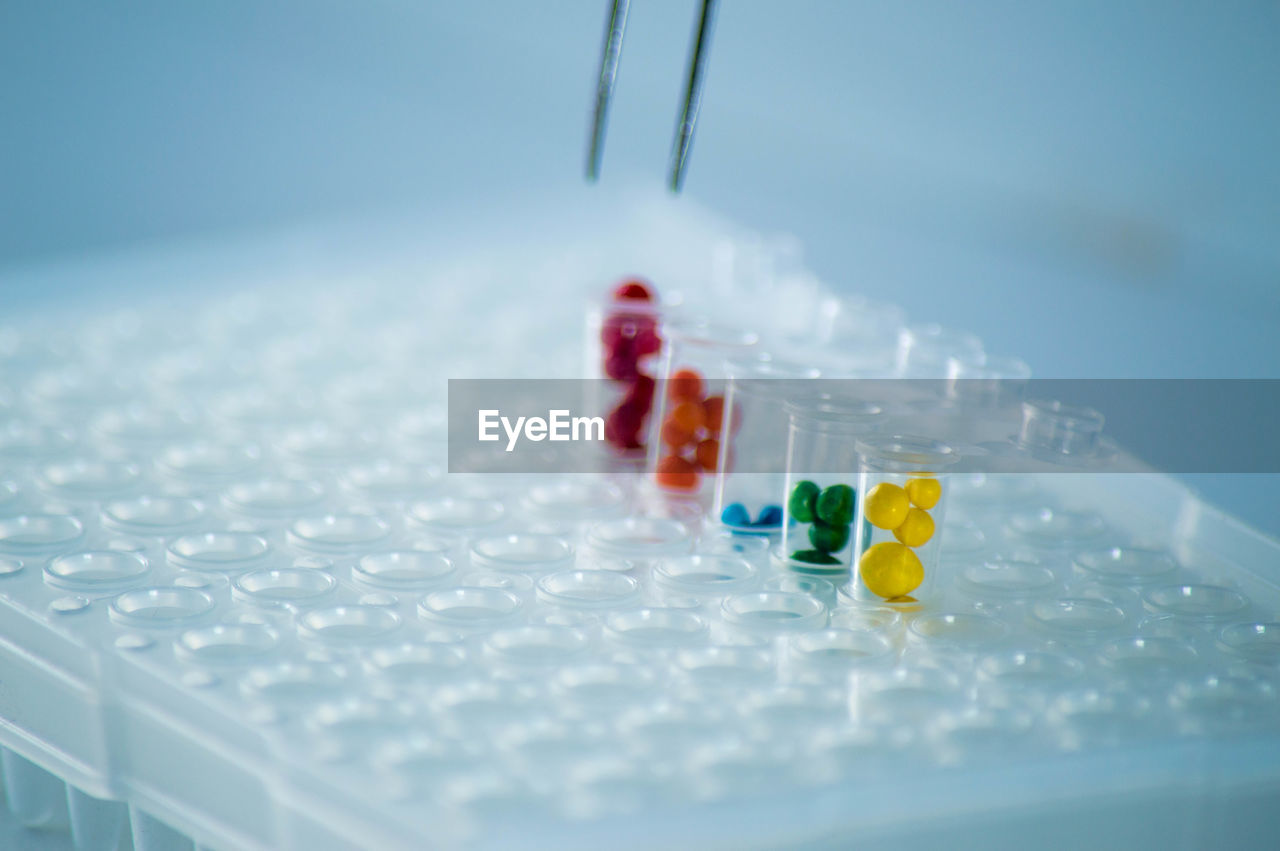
[721,503,751,528]
[755,505,783,527]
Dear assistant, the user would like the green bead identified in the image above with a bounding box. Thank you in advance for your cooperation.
[809,519,850,554]
[789,548,842,566]
[816,484,855,526]
[788,480,820,523]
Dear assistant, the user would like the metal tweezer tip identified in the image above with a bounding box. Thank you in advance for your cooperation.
[587,0,631,182]
[669,0,718,193]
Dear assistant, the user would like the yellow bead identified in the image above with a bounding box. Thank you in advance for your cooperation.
[864,483,910,529]
[905,477,941,510]
[893,507,935,547]
[858,542,924,599]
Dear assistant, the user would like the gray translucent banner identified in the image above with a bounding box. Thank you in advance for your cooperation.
[447,379,1280,474]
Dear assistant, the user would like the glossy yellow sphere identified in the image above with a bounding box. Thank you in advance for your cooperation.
[905,477,942,510]
[864,483,910,529]
[893,507,935,547]
[858,541,925,599]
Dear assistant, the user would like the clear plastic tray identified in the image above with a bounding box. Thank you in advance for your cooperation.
[1,250,1279,851]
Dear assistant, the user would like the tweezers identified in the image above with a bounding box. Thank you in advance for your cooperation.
[585,0,719,193]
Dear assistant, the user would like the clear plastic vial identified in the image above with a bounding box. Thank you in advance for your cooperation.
[711,356,821,535]
[945,354,1031,408]
[848,434,958,608]
[1019,399,1105,458]
[583,290,670,458]
[779,397,883,578]
[896,323,984,378]
[646,319,759,500]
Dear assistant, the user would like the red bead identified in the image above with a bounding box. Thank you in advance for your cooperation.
[612,399,642,429]
[605,407,642,450]
[605,350,639,381]
[600,322,623,350]
[613,279,653,302]
[625,374,655,407]
[602,314,658,361]
[635,325,662,356]
[600,315,632,348]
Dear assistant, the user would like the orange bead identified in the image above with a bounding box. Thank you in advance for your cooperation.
[656,455,699,490]
[703,395,725,433]
[661,418,695,450]
[669,368,704,401]
[671,400,706,434]
[695,438,719,472]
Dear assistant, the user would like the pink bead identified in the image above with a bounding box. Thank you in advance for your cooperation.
[605,406,642,449]
[605,349,639,381]
[635,325,662,356]
[625,374,655,407]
